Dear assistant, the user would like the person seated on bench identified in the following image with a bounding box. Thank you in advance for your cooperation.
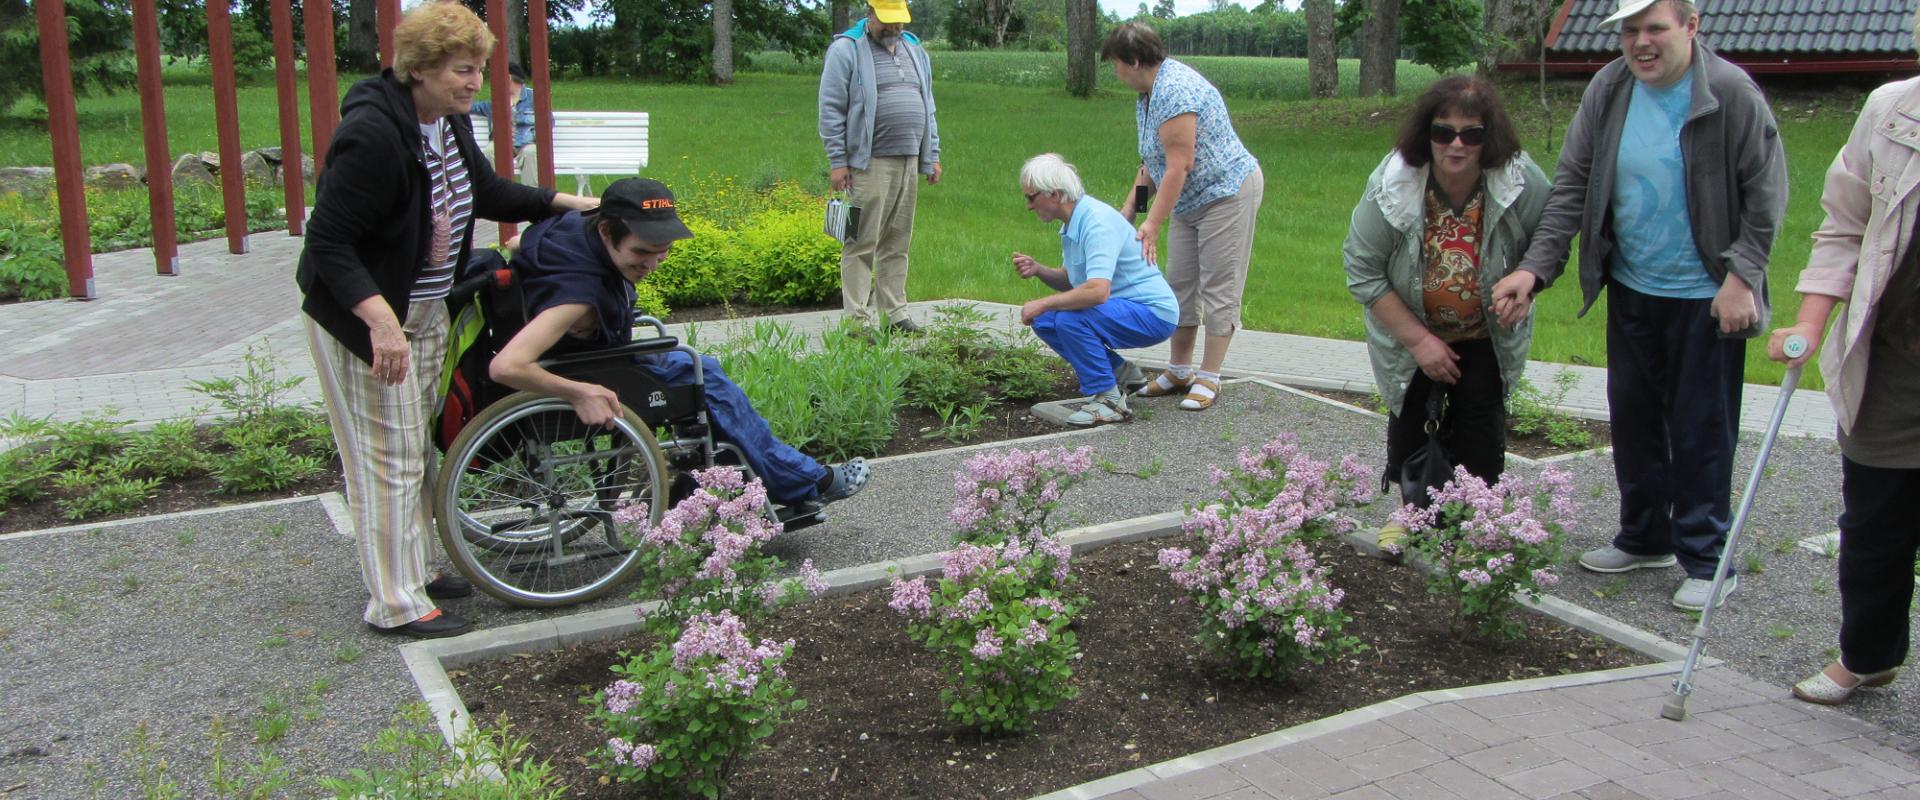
[1011,153,1178,427]
[489,177,870,508]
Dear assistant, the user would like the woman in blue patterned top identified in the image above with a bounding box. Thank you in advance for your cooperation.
[1101,21,1264,412]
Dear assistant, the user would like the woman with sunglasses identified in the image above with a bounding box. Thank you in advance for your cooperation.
[1342,75,1549,551]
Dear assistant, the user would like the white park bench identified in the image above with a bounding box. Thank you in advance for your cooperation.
[470,111,650,194]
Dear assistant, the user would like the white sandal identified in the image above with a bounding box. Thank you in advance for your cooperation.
[1791,663,1899,705]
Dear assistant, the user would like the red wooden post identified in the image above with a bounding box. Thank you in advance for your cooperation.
[529,0,555,188]
[132,0,180,275]
[304,0,340,173]
[485,0,516,242]
[377,0,399,67]
[269,0,305,234]
[36,0,94,298]
[207,0,250,253]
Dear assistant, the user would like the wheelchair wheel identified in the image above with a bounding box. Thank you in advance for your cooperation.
[435,391,668,607]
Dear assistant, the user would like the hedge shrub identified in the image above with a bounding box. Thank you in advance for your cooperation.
[739,208,840,306]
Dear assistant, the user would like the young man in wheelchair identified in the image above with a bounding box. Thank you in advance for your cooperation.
[488,177,871,512]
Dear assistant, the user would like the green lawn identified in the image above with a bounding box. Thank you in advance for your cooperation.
[0,53,1864,386]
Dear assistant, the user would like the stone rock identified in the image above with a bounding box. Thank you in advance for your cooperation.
[240,150,273,185]
[84,163,142,191]
[0,166,54,197]
[198,151,222,171]
[171,153,215,185]
[246,148,317,187]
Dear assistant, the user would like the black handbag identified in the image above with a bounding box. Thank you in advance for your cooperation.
[1398,387,1454,509]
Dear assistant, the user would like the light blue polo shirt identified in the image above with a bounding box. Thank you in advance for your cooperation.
[1611,72,1717,299]
[1061,197,1179,325]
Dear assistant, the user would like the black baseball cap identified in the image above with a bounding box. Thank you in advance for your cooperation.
[590,178,693,244]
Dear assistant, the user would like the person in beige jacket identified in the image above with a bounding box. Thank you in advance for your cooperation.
[1769,65,1920,705]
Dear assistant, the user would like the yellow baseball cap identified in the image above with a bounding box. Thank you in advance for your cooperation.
[869,0,911,24]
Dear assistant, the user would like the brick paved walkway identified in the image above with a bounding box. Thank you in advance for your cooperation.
[1051,664,1919,800]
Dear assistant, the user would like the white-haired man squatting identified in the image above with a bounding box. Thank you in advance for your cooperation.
[1013,154,1180,427]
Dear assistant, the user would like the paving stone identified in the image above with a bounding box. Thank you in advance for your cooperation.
[1601,719,1712,748]
[1690,762,1809,800]
[1534,732,1653,781]
[1858,787,1920,800]
[1414,759,1531,800]
[1658,730,1765,767]
[1425,702,1528,746]
[1825,738,1920,783]
[1263,742,1369,794]
[1459,691,1572,720]
[1137,765,1255,800]
[1375,771,1465,800]
[1500,760,1607,799]
[1720,755,1844,799]
[1568,729,1680,774]
[1209,786,1281,800]
[1692,709,1798,750]
[1459,740,1566,778]
[1506,708,1605,739]
[1797,766,1899,798]
[1726,702,1819,731]
[1381,706,1494,756]
[1777,719,1879,747]
[1225,754,1327,800]
[1615,768,1722,800]
[1325,786,1397,800]
[1339,739,1448,781]
[1577,784,1656,800]
[1308,721,1412,759]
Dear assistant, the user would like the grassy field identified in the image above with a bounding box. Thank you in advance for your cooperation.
[0,52,1866,386]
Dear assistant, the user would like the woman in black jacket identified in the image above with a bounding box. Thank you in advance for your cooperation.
[298,1,595,639]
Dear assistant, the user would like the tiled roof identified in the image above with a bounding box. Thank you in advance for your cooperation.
[1551,0,1920,53]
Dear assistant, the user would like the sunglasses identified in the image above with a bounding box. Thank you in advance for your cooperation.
[1429,124,1488,146]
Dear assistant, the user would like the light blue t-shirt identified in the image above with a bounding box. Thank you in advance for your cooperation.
[1610,72,1717,299]
[1061,197,1179,325]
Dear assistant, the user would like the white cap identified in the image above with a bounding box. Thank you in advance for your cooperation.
[1602,0,1663,26]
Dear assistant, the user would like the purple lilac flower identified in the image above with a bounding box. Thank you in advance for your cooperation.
[799,559,829,596]
[971,628,1004,660]
[603,680,643,714]
[1532,568,1560,587]
[1017,620,1048,647]
[607,738,659,770]
[888,576,933,617]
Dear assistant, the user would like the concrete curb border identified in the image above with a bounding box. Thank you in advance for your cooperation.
[397,501,1689,797]
[0,491,336,542]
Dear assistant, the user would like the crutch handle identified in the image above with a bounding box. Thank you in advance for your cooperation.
[1782,334,1809,360]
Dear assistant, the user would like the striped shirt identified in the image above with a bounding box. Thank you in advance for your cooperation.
[868,36,926,158]
[411,120,474,302]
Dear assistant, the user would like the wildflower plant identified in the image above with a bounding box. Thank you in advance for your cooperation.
[614,466,827,637]
[1392,466,1575,639]
[588,610,804,799]
[889,537,1081,735]
[1160,435,1372,679]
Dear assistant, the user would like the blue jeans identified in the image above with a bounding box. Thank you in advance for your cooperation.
[1030,298,1177,395]
[638,351,827,506]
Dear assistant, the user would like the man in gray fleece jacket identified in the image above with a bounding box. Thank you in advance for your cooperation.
[818,0,943,332]
[1489,0,1786,613]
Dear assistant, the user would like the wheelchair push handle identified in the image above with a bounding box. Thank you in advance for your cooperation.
[449,268,513,306]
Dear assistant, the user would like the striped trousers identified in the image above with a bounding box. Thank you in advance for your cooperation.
[306,300,449,628]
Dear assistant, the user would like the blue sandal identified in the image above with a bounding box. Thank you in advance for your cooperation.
[820,457,870,503]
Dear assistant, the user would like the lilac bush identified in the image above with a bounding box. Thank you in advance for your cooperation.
[888,536,1081,735]
[614,467,826,636]
[1159,435,1372,679]
[947,445,1095,545]
[1391,466,1575,639]
[587,610,803,798]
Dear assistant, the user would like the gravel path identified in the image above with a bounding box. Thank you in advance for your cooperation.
[1,379,1910,798]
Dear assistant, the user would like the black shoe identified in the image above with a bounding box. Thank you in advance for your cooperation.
[369,610,472,639]
[425,574,473,600]
[890,317,923,334]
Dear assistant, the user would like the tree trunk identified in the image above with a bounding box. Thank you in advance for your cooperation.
[1305,0,1335,98]
[1357,0,1401,97]
[831,0,850,33]
[712,0,734,84]
[344,0,377,71]
[1065,0,1096,97]
[1482,0,1556,73]
[506,0,525,68]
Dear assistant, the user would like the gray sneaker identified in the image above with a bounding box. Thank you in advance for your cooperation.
[1066,391,1130,427]
[1115,360,1147,395]
[1577,546,1679,573]
[1671,575,1737,611]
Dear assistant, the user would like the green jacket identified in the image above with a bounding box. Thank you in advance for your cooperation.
[1343,150,1551,416]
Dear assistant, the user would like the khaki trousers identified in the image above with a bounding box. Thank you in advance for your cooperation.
[1166,166,1264,337]
[306,300,449,628]
[841,155,920,324]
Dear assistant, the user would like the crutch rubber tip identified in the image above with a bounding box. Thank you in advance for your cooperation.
[1659,698,1688,721]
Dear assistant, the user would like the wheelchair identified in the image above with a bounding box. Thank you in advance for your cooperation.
[431,254,827,609]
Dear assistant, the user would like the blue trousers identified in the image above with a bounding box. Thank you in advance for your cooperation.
[1031,298,1177,395]
[638,351,827,506]
[1605,282,1745,579]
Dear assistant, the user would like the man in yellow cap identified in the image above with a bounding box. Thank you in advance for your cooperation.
[818,0,943,334]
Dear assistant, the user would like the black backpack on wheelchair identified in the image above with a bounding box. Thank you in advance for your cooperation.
[429,247,822,609]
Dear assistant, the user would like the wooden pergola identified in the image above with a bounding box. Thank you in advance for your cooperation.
[37,0,557,298]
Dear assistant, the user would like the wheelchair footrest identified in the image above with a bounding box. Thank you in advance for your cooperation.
[776,501,826,532]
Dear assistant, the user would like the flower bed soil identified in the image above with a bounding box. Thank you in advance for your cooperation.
[1297,386,1613,460]
[453,537,1647,799]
